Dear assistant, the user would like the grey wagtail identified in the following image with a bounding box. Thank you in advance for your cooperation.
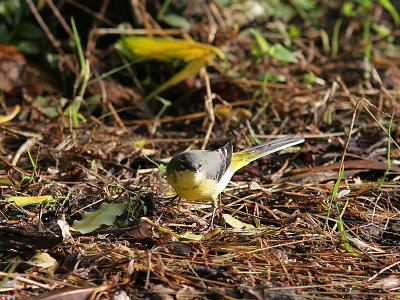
[166,135,305,228]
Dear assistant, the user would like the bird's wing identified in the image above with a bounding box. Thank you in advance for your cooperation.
[231,135,304,171]
[202,142,233,183]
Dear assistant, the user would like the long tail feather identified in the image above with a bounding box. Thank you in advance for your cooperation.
[231,135,304,171]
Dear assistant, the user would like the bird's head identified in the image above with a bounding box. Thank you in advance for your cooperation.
[166,151,204,187]
[168,152,203,173]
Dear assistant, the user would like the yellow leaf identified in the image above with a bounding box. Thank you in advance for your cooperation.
[176,231,204,241]
[222,214,256,229]
[118,36,225,100]
[176,227,220,240]
[215,105,252,122]
[119,36,224,61]
[0,178,13,185]
[31,252,58,275]
[0,105,20,123]
[8,195,53,207]
[146,53,214,100]
[133,139,146,147]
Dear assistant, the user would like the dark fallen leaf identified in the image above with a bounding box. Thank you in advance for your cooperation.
[193,264,235,280]
[243,286,308,300]
[152,241,197,256]
[150,284,175,300]
[126,222,153,239]
[0,45,26,92]
[23,286,108,300]
[22,60,62,94]
[178,80,247,104]
[176,286,201,300]
[61,252,81,272]
[140,192,157,214]
[87,78,141,107]
[0,226,62,252]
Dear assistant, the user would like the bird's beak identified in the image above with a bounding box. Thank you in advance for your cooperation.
[186,165,198,172]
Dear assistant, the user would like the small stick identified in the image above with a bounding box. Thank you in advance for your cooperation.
[201,67,215,150]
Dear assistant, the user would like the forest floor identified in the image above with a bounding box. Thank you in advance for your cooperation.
[1,1,400,299]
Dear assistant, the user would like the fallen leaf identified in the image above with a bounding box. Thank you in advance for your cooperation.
[23,286,109,300]
[0,105,20,123]
[0,226,62,251]
[72,202,127,234]
[126,222,153,239]
[31,252,58,275]
[0,45,26,92]
[222,214,256,229]
[118,36,224,61]
[372,275,400,290]
[175,231,204,241]
[8,195,53,207]
[57,219,72,241]
[117,36,224,100]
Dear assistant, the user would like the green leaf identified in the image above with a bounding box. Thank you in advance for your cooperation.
[379,0,400,25]
[336,204,359,257]
[288,24,300,38]
[133,139,146,147]
[342,2,356,17]
[304,72,316,84]
[0,1,20,20]
[249,28,270,53]
[15,22,43,39]
[372,23,391,37]
[269,43,298,63]
[222,214,256,229]
[72,202,127,234]
[161,14,190,28]
[35,96,58,117]
[17,41,40,54]
[0,24,10,43]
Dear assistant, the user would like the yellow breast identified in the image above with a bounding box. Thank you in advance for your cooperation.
[167,169,220,201]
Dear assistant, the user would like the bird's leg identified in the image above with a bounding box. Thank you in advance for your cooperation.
[209,196,219,230]
[176,195,182,208]
[168,194,180,206]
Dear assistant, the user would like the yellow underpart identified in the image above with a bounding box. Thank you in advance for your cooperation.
[171,176,218,201]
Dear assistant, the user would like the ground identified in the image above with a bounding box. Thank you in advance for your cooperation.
[0,1,400,299]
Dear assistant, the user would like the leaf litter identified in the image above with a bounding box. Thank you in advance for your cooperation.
[0,1,400,299]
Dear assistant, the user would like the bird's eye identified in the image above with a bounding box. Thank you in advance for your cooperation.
[178,161,187,170]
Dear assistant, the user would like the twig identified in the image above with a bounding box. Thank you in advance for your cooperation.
[46,0,74,38]
[368,260,400,281]
[93,28,186,35]
[107,102,127,131]
[25,0,64,55]
[11,137,38,166]
[65,0,116,27]
[201,68,215,150]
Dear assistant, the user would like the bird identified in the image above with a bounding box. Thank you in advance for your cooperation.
[166,135,305,228]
